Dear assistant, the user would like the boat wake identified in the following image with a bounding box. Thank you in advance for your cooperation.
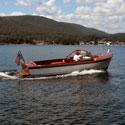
[0,71,18,80]
[64,69,104,76]
[0,69,105,81]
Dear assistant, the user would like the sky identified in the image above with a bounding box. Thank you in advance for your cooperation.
[0,0,125,34]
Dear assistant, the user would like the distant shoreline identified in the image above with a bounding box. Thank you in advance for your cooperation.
[0,42,125,46]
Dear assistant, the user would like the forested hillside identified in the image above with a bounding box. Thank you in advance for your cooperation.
[0,15,124,45]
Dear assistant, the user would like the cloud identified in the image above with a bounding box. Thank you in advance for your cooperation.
[0,11,26,16]
[15,0,61,16]
[10,11,26,16]
[35,0,62,17]
[56,0,125,33]
[16,0,28,6]
[0,13,6,16]
[36,0,57,15]
[75,6,91,14]
[63,0,71,3]
[75,0,103,3]
[36,6,56,15]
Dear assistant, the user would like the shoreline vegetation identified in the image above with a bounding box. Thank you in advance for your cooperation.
[0,15,125,46]
[0,41,125,46]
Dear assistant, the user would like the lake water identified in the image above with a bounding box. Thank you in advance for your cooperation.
[0,45,125,125]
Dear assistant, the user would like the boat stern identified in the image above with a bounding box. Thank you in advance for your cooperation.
[17,63,30,76]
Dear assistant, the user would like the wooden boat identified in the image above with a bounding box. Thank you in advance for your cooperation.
[16,49,113,76]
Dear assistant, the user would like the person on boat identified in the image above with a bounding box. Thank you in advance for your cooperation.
[73,50,83,61]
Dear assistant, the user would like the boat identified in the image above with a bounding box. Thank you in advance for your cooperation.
[16,49,113,76]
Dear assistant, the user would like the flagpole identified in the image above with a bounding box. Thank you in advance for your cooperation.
[19,50,25,63]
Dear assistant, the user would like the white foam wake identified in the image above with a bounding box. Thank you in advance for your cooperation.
[0,72,17,80]
[0,69,104,81]
[67,69,104,76]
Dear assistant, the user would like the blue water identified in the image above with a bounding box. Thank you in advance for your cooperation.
[0,45,125,124]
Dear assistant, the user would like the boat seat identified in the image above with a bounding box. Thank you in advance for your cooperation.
[51,62,65,64]
[25,61,37,67]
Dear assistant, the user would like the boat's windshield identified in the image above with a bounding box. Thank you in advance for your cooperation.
[67,50,92,58]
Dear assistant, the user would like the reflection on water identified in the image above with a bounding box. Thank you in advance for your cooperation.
[0,71,124,124]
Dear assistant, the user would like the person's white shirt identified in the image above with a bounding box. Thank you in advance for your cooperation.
[73,55,82,61]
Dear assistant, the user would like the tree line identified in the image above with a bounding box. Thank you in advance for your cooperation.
[0,33,125,45]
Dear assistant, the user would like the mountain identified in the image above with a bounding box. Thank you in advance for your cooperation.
[0,15,124,45]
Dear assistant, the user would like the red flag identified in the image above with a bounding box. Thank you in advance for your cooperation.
[15,51,23,66]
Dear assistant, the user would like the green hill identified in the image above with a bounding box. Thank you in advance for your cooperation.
[0,15,124,45]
